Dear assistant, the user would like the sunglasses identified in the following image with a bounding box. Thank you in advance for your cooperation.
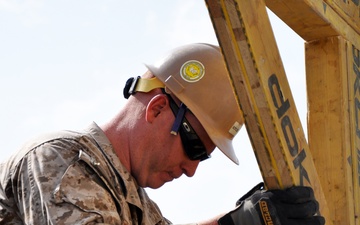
[165,92,210,161]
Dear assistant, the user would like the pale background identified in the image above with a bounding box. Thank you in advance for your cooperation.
[0,1,307,223]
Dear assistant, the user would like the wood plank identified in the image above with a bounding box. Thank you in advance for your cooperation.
[306,36,356,225]
[205,0,332,223]
[324,0,360,33]
[347,40,360,225]
[265,0,360,48]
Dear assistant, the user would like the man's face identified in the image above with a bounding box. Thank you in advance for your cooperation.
[132,94,216,189]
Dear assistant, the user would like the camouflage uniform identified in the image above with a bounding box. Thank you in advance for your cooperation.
[0,122,171,225]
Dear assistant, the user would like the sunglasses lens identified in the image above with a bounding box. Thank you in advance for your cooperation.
[165,91,210,161]
[178,121,210,161]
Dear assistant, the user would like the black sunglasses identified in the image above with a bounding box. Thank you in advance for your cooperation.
[164,92,210,161]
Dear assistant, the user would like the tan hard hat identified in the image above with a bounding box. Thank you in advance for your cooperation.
[146,43,244,164]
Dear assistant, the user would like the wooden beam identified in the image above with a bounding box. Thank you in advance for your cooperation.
[265,0,360,48]
[323,0,360,35]
[205,0,332,223]
[306,36,356,225]
[347,40,360,225]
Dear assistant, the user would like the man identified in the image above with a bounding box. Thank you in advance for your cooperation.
[0,43,324,224]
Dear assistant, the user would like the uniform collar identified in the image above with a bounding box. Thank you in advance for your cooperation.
[85,122,143,208]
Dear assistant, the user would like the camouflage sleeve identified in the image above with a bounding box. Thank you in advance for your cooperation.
[12,140,121,224]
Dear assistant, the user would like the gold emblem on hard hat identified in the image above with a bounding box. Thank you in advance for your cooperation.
[180,60,205,82]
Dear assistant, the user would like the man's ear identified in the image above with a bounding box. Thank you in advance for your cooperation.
[145,94,168,123]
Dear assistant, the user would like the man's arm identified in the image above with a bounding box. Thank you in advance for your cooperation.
[10,141,121,224]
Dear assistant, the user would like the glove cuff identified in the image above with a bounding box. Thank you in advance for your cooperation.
[236,182,264,206]
[218,202,262,225]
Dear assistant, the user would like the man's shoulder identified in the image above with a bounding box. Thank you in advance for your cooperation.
[28,129,86,147]
[2,129,95,173]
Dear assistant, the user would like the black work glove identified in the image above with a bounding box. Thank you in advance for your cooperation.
[218,183,325,225]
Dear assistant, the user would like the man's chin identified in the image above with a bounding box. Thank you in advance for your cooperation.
[143,173,174,189]
[147,181,166,189]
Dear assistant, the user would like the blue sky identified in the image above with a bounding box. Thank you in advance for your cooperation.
[0,1,306,223]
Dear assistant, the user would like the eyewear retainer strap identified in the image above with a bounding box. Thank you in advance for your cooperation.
[170,103,187,135]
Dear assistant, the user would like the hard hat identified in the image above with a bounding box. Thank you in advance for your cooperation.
[146,43,244,164]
